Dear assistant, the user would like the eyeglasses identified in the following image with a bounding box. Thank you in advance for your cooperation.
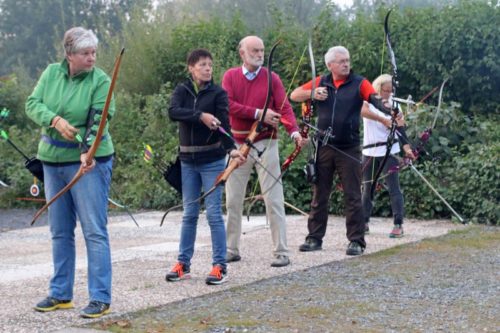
[332,59,350,65]
[74,49,97,57]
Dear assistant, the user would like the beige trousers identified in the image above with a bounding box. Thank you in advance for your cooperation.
[225,139,289,257]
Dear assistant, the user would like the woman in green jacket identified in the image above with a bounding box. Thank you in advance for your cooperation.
[26,27,114,319]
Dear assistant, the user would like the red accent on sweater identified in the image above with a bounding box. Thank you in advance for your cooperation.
[222,67,299,144]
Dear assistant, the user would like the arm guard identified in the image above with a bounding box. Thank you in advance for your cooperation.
[368,94,393,116]
[80,108,102,153]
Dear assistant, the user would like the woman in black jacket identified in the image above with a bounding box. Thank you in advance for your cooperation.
[166,49,245,285]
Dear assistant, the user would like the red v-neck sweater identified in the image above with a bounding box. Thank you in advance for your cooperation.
[222,67,299,144]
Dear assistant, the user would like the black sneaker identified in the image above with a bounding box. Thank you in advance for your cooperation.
[346,241,364,256]
[166,262,191,282]
[205,265,227,285]
[34,297,74,312]
[80,301,110,318]
[299,238,322,252]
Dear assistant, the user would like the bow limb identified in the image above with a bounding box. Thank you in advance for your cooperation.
[308,36,317,101]
[31,48,125,226]
[280,36,316,174]
[431,78,448,130]
[370,10,398,200]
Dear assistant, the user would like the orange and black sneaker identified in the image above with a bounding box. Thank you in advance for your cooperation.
[165,262,191,282]
[205,264,227,285]
[389,224,404,238]
[34,296,74,312]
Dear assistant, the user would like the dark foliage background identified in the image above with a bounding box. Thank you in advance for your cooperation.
[0,0,498,224]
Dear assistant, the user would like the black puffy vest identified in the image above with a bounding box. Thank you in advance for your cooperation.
[315,72,364,149]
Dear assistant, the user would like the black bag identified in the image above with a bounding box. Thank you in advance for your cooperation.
[25,157,44,182]
[304,159,317,184]
[163,156,182,195]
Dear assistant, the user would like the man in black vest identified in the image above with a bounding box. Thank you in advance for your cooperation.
[290,46,391,256]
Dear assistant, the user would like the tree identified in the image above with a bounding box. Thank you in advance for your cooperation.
[0,0,141,78]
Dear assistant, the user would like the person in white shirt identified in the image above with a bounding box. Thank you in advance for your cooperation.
[361,74,415,238]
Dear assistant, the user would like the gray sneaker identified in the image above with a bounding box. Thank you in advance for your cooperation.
[226,253,241,263]
[271,255,290,267]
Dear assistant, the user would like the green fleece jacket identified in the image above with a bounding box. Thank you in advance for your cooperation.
[26,59,115,163]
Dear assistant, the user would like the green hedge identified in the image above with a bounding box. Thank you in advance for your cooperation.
[1,1,498,225]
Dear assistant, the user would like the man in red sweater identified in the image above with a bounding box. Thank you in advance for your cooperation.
[222,35,306,267]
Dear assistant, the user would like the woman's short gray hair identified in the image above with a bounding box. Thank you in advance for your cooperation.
[63,27,98,56]
[324,46,349,66]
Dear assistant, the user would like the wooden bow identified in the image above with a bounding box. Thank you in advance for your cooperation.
[31,48,125,225]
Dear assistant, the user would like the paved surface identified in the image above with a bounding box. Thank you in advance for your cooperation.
[0,211,463,332]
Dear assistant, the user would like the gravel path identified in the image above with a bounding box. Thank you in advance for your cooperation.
[0,207,129,232]
[0,208,49,231]
[87,225,499,333]
[1,209,495,333]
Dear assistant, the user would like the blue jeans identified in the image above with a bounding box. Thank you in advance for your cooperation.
[43,159,113,304]
[178,158,226,268]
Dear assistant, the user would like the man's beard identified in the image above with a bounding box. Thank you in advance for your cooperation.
[248,56,264,68]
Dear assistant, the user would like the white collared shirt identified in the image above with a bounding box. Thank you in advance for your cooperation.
[242,65,262,81]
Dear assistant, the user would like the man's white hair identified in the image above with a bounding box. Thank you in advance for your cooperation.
[324,46,349,66]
